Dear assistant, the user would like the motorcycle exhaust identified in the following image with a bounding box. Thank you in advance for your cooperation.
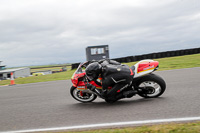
[85,89,104,98]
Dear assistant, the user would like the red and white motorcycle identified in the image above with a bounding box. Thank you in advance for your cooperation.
[70,59,166,103]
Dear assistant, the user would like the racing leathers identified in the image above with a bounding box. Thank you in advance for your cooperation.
[86,59,135,102]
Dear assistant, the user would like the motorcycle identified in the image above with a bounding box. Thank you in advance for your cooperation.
[70,59,166,103]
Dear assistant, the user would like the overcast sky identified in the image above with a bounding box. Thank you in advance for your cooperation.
[0,0,200,67]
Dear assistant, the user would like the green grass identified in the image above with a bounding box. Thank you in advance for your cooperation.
[0,54,199,86]
[31,66,71,73]
[30,64,71,73]
[29,63,71,69]
[31,66,63,73]
[41,121,200,133]
[125,54,200,71]
[0,70,76,85]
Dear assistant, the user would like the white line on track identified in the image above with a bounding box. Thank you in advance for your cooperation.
[1,117,200,133]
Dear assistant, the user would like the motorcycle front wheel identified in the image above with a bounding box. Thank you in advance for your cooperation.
[136,74,166,98]
[70,86,97,103]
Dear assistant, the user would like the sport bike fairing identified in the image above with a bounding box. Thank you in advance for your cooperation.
[133,60,159,78]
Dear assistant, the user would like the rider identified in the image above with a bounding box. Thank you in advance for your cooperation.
[85,59,136,102]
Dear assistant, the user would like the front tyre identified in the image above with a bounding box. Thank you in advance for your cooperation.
[70,86,97,103]
[136,74,166,98]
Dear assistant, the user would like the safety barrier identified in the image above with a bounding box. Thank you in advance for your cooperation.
[71,63,81,70]
[71,47,200,69]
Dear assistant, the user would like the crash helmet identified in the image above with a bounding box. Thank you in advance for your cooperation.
[85,62,102,81]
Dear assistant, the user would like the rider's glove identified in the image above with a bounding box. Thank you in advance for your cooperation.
[87,83,96,91]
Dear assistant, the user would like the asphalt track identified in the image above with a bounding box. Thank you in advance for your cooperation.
[0,67,200,132]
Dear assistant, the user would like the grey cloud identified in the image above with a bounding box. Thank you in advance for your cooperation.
[0,0,200,67]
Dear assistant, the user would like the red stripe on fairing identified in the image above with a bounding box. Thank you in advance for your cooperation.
[137,61,159,73]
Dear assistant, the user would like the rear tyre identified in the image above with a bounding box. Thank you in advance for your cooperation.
[70,86,97,103]
[136,74,166,98]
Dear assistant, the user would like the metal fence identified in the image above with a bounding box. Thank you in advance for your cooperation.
[72,47,200,69]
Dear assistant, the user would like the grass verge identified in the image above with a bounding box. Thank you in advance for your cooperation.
[0,54,199,86]
[42,121,200,133]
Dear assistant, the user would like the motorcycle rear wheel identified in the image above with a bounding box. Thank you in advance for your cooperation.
[136,74,166,98]
[70,86,97,103]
